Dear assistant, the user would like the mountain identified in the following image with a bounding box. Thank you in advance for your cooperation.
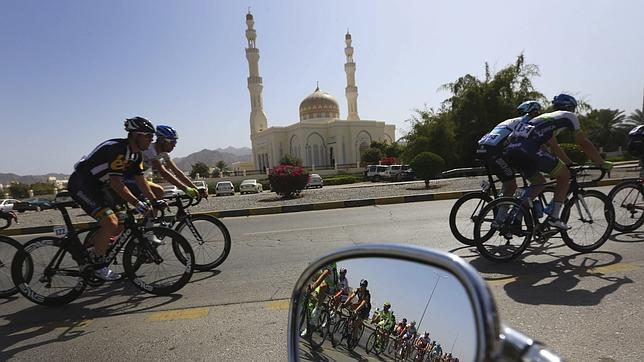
[172,147,252,171]
[0,173,69,185]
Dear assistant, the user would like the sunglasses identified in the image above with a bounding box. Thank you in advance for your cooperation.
[135,132,154,138]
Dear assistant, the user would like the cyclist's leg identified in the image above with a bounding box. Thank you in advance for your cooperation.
[537,149,570,220]
[490,151,517,197]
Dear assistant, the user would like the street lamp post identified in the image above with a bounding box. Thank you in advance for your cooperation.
[417,272,448,332]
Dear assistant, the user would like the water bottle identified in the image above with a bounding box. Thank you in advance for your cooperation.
[532,199,544,219]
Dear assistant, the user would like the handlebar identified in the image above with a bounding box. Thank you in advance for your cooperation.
[568,164,607,184]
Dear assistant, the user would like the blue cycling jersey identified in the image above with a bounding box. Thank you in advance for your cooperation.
[478,115,530,148]
[510,110,581,146]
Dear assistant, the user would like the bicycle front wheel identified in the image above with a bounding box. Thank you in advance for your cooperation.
[474,197,533,262]
[561,190,614,252]
[175,215,231,271]
[607,180,644,232]
[123,227,194,295]
[12,237,86,306]
[1,235,30,298]
[449,192,493,246]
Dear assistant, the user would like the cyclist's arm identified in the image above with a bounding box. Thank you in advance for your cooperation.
[574,132,604,166]
[151,159,195,192]
[310,269,329,290]
[164,158,199,190]
[354,300,366,313]
[545,136,573,165]
[133,175,157,201]
[109,175,146,206]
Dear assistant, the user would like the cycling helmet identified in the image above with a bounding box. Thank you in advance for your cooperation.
[339,267,347,274]
[552,93,578,111]
[156,125,179,139]
[383,301,391,308]
[411,320,416,325]
[360,279,368,287]
[124,117,155,133]
[517,100,541,114]
[402,318,407,323]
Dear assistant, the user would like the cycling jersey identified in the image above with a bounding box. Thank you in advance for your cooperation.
[141,145,171,171]
[354,288,371,318]
[478,116,529,150]
[510,110,581,146]
[337,276,349,295]
[377,310,395,331]
[323,263,338,291]
[74,138,144,182]
[477,116,530,182]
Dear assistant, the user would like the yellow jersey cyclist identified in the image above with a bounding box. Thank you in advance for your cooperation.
[477,100,542,198]
[504,94,612,230]
[123,125,206,200]
[68,117,161,281]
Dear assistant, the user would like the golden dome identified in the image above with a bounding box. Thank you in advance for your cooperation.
[299,86,340,121]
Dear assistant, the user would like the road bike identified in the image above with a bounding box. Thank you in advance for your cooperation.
[0,235,31,298]
[365,324,390,355]
[473,165,614,262]
[297,286,330,350]
[11,199,195,306]
[330,307,364,351]
[607,178,644,232]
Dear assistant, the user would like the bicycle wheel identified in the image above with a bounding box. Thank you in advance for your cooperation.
[366,331,377,354]
[474,197,533,262]
[331,318,345,347]
[12,237,86,306]
[80,226,126,275]
[122,227,194,295]
[607,180,644,232]
[309,308,328,350]
[347,320,363,350]
[175,215,231,271]
[1,235,30,298]
[449,192,493,246]
[561,190,614,252]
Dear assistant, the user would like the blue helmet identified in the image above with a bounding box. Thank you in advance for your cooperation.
[552,94,578,110]
[517,100,541,114]
[156,125,179,139]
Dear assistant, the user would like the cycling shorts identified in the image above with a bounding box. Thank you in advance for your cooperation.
[476,145,514,182]
[358,308,370,320]
[68,171,119,221]
[504,141,564,179]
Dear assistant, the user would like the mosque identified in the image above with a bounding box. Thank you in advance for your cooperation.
[244,12,395,170]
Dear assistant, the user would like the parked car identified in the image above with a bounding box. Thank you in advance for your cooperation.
[163,185,185,198]
[383,164,412,181]
[306,174,324,188]
[215,181,235,196]
[364,164,389,181]
[394,169,416,181]
[13,198,53,212]
[193,180,209,194]
[54,190,80,208]
[239,179,263,194]
[0,198,19,212]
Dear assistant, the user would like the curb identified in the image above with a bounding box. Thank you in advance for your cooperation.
[0,177,632,237]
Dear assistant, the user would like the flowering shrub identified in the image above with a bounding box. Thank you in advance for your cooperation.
[380,156,398,165]
[269,164,309,198]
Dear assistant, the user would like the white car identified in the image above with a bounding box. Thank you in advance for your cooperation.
[193,180,209,194]
[239,179,263,194]
[163,185,185,198]
[306,174,323,188]
[215,181,235,196]
[0,199,19,212]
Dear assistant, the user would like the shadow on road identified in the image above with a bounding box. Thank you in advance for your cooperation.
[609,231,644,243]
[0,280,183,360]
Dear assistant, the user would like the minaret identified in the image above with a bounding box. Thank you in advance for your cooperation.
[245,11,268,135]
[344,31,360,121]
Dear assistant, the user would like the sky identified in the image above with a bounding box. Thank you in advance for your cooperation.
[1,0,643,175]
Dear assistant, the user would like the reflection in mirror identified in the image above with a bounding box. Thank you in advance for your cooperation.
[296,257,476,361]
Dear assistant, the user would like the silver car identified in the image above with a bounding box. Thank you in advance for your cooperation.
[239,179,263,194]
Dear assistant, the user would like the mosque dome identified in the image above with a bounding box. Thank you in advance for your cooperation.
[299,86,340,121]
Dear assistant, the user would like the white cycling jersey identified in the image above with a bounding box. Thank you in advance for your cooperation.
[141,144,171,171]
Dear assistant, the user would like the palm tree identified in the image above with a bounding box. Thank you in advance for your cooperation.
[584,109,628,152]
[215,160,229,176]
[627,109,644,126]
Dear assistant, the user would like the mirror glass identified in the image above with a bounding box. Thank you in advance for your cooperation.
[295,257,477,361]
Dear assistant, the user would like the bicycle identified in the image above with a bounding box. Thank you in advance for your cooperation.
[365,324,390,355]
[473,165,614,262]
[11,198,195,306]
[607,178,644,232]
[330,307,364,351]
[1,210,18,230]
[0,235,32,298]
[297,286,330,350]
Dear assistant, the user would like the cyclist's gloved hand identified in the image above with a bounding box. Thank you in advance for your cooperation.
[135,200,151,214]
[601,160,614,171]
[198,188,208,199]
[184,187,198,198]
[153,199,168,210]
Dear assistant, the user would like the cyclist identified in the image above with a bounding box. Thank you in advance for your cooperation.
[415,332,431,359]
[372,301,395,348]
[627,125,644,177]
[477,100,542,198]
[123,125,205,200]
[331,267,350,308]
[341,278,371,342]
[505,94,612,229]
[68,117,160,280]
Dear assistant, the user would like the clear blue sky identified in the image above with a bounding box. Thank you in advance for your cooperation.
[2,0,643,175]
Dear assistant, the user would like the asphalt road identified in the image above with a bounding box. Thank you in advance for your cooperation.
[1,190,643,361]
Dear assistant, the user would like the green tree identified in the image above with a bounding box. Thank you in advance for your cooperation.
[30,182,55,196]
[189,162,210,179]
[9,183,29,198]
[627,109,644,126]
[279,154,303,166]
[581,109,629,152]
[559,143,588,164]
[409,152,445,188]
[401,108,456,166]
[370,141,402,158]
[361,148,384,165]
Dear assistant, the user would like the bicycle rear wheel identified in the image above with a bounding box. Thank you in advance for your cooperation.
[309,308,329,350]
[122,227,194,295]
[607,180,644,232]
[449,192,494,246]
[561,190,614,252]
[12,236,86,306]
[474,197,533,262]
[175,215,231,271]
[0,235,30,298]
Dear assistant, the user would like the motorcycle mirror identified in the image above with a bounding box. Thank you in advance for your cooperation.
[287,244,563,361]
